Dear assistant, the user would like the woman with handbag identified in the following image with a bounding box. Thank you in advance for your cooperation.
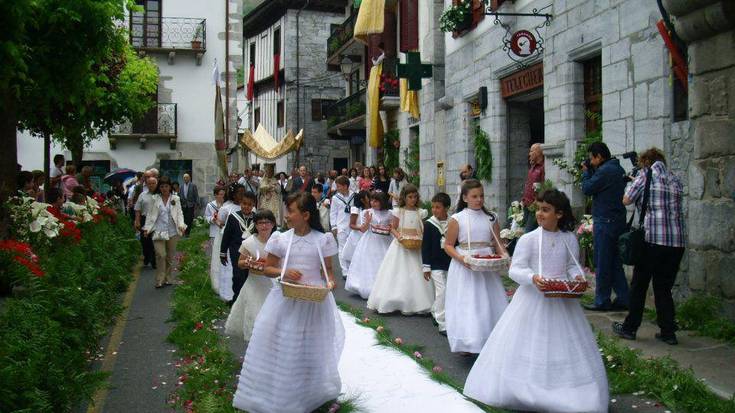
[142,176,187,288]
[613,148,686,345]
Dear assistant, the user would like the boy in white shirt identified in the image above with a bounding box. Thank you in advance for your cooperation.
[329,176,354,279]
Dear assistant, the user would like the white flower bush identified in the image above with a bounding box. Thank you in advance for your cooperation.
[501,201,525,241]
[8,196,61,242]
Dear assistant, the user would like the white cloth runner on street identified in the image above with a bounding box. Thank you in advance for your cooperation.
[337,311,482,413]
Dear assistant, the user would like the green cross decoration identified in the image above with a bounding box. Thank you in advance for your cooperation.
[396,51,433,91]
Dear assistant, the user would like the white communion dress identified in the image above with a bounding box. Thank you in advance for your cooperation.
[464,228,609,412]
[344,209,394,299]
[224,234,275,341]
[209,200,233,293]
[367,208,435,314]
[232,229,344,413]
[445,208,508,353]
[340,206,364,273]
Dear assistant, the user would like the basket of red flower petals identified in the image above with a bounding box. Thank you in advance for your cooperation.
[539,278,589,298]
[465,254,510,274]
[371,224,391,236]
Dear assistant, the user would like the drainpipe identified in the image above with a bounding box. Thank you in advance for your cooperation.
[225,0,230,161]
[295,0,310,167]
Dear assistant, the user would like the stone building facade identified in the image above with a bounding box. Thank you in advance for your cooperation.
[661,0,734,313]
[409,0,733,312]
[242,0,351,175]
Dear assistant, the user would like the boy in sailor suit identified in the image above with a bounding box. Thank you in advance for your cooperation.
[330,176,355,278]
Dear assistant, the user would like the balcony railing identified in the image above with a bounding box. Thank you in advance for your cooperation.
[327,12,358,59]
[129,17,206,52]
[325,89,366,129]
[110,103,178,149]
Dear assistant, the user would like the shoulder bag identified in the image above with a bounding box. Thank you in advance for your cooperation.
[618,169,652,266]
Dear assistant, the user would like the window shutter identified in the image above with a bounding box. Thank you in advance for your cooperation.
[311,99,322,121]
[383,10,397,57]
[471,0,485,29]
[399,0,418,52]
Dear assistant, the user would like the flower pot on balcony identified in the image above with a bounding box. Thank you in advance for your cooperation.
[191,40,202,49]
[455,13,472,32]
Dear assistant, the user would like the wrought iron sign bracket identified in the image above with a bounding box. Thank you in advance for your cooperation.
[484,5,553,69]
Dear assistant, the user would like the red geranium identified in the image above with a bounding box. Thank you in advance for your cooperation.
[60,220,82,243]
[0,239,44,277]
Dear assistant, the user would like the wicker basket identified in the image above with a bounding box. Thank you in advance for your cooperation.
[279,281,330,302]
[465,255,510,274]
[540,279,588,299]
[371,224,391,236]
[399,236,423,250]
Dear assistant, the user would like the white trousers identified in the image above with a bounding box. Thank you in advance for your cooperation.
[431,269,447,331]
[336,230,350,277]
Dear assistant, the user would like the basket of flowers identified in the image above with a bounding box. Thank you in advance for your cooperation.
[539,278,588,298]
[399,235,422,250]
[247,256,267,275]
[279,280,330,302]
[371,224,391,236]
[465,254,510,273]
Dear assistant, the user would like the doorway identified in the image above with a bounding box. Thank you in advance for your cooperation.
[506,89,544,206]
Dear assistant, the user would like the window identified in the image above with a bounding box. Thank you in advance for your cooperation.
[277,100,284,127]
[273,28,281,55]
[249,43,256,66]
[311,99,337,121]
[130,0,161,48]
[254,107,260,129]
[583,56,602,133]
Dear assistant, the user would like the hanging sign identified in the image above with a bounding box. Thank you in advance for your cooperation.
[510,30,537,57]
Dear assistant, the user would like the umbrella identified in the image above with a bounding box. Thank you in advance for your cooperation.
[104,168,137,184]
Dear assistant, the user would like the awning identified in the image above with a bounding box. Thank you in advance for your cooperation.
[240,124,303,160]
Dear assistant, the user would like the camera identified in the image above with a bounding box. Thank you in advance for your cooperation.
[579,158,592,170]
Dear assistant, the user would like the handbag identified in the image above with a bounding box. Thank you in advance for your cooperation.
[618,169,652,266]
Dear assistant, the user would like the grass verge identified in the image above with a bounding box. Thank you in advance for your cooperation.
[644,294,735,344]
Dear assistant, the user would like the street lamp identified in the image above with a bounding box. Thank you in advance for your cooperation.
[340,56,355,80]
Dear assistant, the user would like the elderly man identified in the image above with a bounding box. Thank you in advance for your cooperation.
[238,168,259,196]
[521,143,545,232]
[134,175,158,269]
[290,165,314,194]
[581,142,629,312]
[180,173,199,236]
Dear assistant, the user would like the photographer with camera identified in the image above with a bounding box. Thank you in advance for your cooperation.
[581,142,630,312]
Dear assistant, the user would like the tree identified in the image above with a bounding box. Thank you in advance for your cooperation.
[0,0,157,235]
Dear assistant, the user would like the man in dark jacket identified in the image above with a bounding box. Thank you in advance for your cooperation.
[290,165,314,194]
[180,173,199,236]
[581,142,629,311]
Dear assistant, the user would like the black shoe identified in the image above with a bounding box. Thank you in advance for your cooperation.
[655,333,678,345]
[431,318,439,327]
[439,330,447,337]
[611,302,629,311]
[583,304,613,312]
[611,322,636,340]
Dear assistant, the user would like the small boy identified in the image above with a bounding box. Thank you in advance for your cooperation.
[329,176,354,278]
[220,190,257,304]
[311,185,331,233]
[422,192,452,333]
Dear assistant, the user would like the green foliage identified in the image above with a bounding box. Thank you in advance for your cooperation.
[383,130,400,174]
[403,134,420,187]
[0,216,137,412]
[598,332,735,412]
[474,126,493,183]
[552,111,603,187]
[646,294,735,344]
[439,0,472,33]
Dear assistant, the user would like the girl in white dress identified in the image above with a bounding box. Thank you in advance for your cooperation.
[345,191,394,299]
[465,189,609,412]
[216,183,244,300]
[233,193,344,413]
[206,186,226,292]
[443,179,509,354]
[341,190,370,278]
[368,184,434,314]
[224,209,276,340]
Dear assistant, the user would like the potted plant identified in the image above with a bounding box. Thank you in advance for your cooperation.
[439,1,473,33]
[191,25,203,49]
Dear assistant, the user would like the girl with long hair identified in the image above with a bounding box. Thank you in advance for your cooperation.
[443,179,509,354]
[233,193,343,413]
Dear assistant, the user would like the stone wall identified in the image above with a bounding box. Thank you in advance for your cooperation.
[283,9,349,175]
[664,0,735,314]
